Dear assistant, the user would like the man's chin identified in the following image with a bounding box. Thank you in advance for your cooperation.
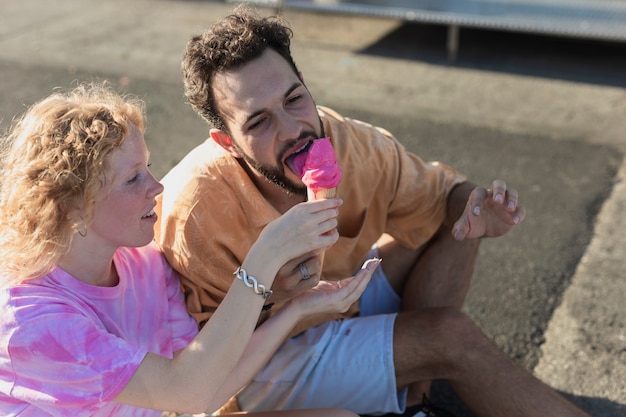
[242,157,305,196]
[276,180,306,196]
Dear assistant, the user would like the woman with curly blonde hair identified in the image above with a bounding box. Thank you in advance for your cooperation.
[0,82,379,417]
[0,83,145,284]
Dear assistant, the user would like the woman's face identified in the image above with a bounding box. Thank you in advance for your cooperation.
[87,123,163,251]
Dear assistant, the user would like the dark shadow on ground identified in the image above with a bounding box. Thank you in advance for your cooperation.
[3,58,624,417]
[334,106,623,417]
[358,23,626,88]
[373,381,626,417]
[335,104,622,369]
[426,381,626,417]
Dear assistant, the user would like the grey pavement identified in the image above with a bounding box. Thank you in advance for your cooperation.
[0,0,625,416]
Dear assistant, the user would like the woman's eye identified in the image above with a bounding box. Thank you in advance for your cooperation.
[127,174,140,184]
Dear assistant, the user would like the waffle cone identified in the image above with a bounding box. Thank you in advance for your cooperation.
[307,187,336,201]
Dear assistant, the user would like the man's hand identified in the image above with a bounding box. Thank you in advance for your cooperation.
[452,179,526,240]
[288,258,381,317]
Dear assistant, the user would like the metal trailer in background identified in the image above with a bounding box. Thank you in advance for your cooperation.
[230,0,626,62]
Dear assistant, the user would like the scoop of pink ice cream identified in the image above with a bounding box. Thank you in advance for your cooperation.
[297,137,342,191]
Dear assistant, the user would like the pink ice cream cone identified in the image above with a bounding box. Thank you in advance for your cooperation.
[307,186,336,201]
[291,137,342,275]
[299,137,342,201]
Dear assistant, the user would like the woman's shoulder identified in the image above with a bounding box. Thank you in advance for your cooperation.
[0,274,93,339]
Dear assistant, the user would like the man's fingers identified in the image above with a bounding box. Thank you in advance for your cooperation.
[504,187,519,212]
[512,203,526,225]
[491,179,507,204]
[468,186,487,216]
[452,214,470,241]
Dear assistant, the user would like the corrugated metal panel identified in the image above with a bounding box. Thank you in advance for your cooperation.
[233,0,626,41]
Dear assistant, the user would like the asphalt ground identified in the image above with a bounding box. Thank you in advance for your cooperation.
[0,1,625,416]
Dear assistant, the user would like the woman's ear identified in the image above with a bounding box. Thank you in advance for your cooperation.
[210,129,242,158]
[66,206,88,237]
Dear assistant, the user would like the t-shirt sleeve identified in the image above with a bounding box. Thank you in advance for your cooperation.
[385,140,466,248]
[331,111,466,250]
[3,304,147,416]
[157,168,265,326]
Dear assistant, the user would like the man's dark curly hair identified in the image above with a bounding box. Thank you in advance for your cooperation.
[182,5,300,132]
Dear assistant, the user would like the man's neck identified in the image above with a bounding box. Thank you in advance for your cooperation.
[256,178,306,214]
[270,190,306,214]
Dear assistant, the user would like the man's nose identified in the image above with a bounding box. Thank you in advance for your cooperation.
[275,109,301,141]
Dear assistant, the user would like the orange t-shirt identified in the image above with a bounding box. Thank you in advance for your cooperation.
[156,106,465,332]
[155,106,465,412]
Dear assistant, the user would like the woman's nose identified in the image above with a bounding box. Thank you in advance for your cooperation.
[149,174,164,198]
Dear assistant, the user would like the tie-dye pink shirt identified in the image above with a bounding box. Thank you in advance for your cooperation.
[0,242,198,416]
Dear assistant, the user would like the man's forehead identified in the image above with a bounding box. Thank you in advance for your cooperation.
[212,58,302,120]
[211,72,260,124]
[215,54,298,93]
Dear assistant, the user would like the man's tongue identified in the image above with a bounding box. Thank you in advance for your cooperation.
[286,147,309,178]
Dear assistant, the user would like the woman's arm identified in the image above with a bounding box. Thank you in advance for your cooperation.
[209,259,380,410]
[114,199,342,413]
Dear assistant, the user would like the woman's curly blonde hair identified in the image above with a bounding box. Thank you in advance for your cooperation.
[0,82,145,284]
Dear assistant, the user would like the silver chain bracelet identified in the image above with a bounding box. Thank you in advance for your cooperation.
[234,267,273,300]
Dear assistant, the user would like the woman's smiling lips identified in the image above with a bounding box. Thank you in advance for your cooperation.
[141,207,158,221]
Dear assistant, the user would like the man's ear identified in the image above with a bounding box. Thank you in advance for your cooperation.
[210,129,242,158]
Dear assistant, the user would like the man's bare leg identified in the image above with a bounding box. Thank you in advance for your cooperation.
[377,226,480,404]
[377,226,479,310]
[403,226,479,310]
[393,309,591,417]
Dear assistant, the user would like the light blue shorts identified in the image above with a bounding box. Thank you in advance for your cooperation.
[237,248,407,415]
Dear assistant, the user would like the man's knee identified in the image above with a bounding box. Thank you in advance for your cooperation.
[394,308,485,376]
[412,307,477,349]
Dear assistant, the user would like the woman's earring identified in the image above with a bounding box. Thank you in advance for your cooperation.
[76,222,87,237]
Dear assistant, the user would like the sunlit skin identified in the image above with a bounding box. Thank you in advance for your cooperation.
[89,124,163,250]
[209,48,525,236]
[206,46,527,312]
[58,124,163,287]
[160,19,600,415]
[41,116,372,414]
[31,108,372,414]
[210,49,325,213]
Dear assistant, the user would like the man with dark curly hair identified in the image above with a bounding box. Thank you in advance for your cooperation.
[155,5,590,417]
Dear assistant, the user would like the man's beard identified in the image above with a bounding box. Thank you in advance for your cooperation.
[240,151,305,195]
[235,119,325,196]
